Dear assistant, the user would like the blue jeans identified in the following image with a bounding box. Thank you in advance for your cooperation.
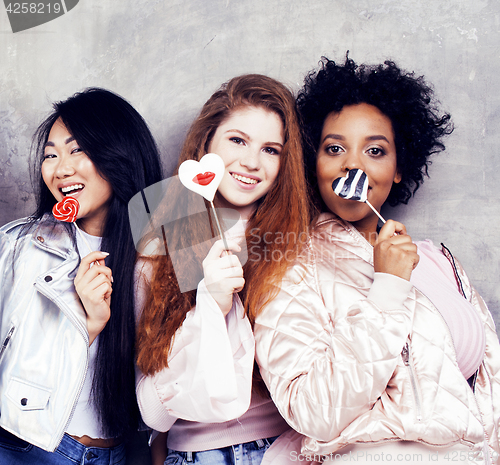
[0,428,125,465]
[165,437,278,465]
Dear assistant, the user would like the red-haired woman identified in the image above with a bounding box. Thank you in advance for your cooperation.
[134,74,310,465]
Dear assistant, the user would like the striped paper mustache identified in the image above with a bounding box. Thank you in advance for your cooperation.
[331,169,387,224]
[332,169,368,202]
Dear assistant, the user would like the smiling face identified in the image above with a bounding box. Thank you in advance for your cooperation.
[41,118,113,236]
[208,106,283,219]
[316,103,401,240]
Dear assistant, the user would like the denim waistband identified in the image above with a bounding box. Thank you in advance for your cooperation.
[56,433,125,464]
[176,435,279,462]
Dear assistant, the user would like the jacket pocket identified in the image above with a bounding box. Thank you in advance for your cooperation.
[5,378,51,411]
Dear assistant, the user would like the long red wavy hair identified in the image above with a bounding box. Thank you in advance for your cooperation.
[136,74,310,375]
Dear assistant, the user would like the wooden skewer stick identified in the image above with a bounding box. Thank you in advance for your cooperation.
[365,200,386,224]
[210,201,229,251]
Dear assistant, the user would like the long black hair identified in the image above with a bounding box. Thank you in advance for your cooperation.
[30,87,163,437]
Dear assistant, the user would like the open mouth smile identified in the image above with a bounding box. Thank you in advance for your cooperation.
[60,184,84,196]
[231,173,259,185]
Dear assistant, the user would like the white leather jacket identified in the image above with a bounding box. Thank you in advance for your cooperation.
[0,215,89,452]
[255,214,500,463]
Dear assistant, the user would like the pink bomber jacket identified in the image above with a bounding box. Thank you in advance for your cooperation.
[255,213,500,463]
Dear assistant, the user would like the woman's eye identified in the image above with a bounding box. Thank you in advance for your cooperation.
[71,147,83,154]
[367,147,385,156]
[229,137,245,145]
[43,153,56,160]
[325,145,343,155]
[263,147,280,155]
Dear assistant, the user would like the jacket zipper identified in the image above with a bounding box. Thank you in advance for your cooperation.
[441,244,490,462]
[57,345,89,447]
[401,340,422,421]
[34,280,90,450]
[0,326,15,362]
[55,321,89,449]
[440,243,467,298]
[441,244,481,391]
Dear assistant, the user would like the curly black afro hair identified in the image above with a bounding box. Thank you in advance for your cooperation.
[297,55,454,208]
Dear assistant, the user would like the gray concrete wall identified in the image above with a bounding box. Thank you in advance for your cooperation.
[1,1,499,460]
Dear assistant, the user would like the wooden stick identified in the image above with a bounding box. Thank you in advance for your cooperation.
[75,223,94,253]
[210,201,229,251]
[366,200,386,224]
[74,223,100,266]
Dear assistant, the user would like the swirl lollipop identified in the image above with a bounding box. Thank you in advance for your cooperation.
[332,169,386,223]
[52,197,79,223]
[52,196,100,261]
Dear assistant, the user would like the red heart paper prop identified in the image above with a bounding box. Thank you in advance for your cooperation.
[178,153,225,201]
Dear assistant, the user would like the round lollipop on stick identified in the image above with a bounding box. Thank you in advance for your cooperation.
[331,169,387,224]
[52,197,96,256]
[52,196,79,223]
[178,153,229,251]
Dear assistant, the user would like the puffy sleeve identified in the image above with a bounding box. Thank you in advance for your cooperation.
[254,240,415,444]
[135,259,254,432]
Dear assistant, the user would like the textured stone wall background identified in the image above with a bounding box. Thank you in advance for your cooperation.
[1,1,499,463]
[1,2,498,339]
